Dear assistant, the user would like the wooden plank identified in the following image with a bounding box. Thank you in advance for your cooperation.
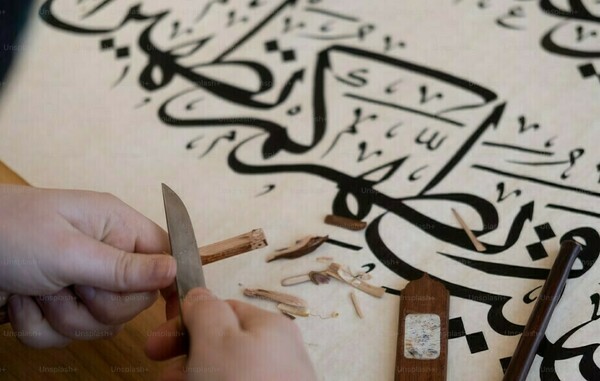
[0,160,28,185]
[395,274,449,381]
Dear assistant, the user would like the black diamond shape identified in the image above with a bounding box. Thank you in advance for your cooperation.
[264,40,279,52]
[466,332,488,353]
[448,317,466,338]
[534,223,555,241]
[579,63,597,78]
[115,47,129,58]
[526,242,548,261]
[281,49,296,62]
[100,38,114,50]
[500,357,512,373]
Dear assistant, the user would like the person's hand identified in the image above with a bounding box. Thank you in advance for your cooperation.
[145,288,318,381]
[0,184,176,348]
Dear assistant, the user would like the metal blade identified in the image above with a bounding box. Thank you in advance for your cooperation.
[162,183,205,302]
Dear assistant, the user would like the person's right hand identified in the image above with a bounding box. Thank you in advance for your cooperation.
[145,288,318,381]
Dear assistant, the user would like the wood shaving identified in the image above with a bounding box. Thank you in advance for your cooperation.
[308,271,331,285]
[311,311,340,319]
[266,235,328,262]
[281,274,311,286]
[316,256,334,263]
[325,263,385,298]
[451,208,486,252]
[350,291,364,318]
[277,303,310,317]
[243,288,307,308]
[281,311,296,320]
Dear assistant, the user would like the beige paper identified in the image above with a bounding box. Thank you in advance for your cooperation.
[1,1,599,380]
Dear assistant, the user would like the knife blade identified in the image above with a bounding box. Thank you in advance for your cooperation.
[162,183,206,305]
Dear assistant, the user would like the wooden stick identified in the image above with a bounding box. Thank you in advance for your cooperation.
[451,208,486,252]
[200,228,267,264]
[324,214,367,231]
[502,240,582,381]
[350,291,364,318]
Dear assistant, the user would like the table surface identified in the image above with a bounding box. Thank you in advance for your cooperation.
[0,161,170,380]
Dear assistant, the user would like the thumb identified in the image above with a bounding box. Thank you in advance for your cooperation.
[60,232,176,292]
[182,288,239,343]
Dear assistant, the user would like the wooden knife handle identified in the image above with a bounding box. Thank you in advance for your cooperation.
[0,303,8,325]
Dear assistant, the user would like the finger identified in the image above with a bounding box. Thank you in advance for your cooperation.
[182,288,240,343]
[159,357,187,381]
[56,191,170,255]
[74,286,157,325]
[226,299,286,332]
[57,232,176,292]
[36,288,121,340]
[8,295,71,348]
[145,317,186,361]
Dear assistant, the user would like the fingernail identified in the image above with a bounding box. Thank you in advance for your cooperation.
[167,256,177,278]
[75,286,96,301]
[8,295,22,314]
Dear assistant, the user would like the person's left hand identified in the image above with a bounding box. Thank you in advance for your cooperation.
[0,185,176,348]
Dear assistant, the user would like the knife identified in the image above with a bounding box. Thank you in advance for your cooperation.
[162,183,206,315]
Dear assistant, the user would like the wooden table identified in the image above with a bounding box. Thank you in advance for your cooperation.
[0,161,170,380]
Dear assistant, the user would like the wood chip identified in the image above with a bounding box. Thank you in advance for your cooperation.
[316,256,334,263]
[324,214,367,231]
[243,288,308,308]
[281,311,296,320]
[451,208,486,252]
[277,303,310,317]
[266,235,328,262]
[326,263,385,298]
[201,228,267,265]
[308,271,330,285]
[281,274,311,286]
[350,291,364,318]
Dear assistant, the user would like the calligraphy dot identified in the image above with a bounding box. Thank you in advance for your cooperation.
[578,63,597,79]
[115,47,130,59]
[287,105,301,115]
[282,49,296,62]
[264,40,279,52]
[100,38,114,50]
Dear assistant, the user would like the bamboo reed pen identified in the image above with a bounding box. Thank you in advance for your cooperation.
[502,240,582,381]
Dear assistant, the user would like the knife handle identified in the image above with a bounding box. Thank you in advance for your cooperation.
[0,304,8,325]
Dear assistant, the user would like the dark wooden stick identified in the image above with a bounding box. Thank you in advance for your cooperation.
[502,240,582,381]
[324,214,367,231]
